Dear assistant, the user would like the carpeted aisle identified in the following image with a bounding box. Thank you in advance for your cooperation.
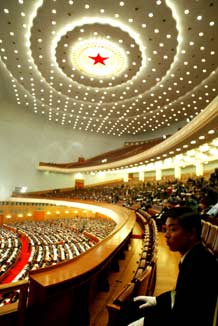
[2,236,31,283]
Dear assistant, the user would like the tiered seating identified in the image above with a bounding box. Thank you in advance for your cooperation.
[134,211,158,295]
[0,229,22,281]
[106,210,158,326]
[39,138,164,169]
[1,217,116,282]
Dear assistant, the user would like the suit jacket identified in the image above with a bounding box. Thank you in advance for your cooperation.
[152,243,218,326]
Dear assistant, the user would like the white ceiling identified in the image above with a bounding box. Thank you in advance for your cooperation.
[0,0,217,134]
[0,0,218,172]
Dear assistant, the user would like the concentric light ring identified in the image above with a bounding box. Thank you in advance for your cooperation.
[70,38,128,79]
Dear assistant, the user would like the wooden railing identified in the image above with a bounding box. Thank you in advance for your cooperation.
[26,201,136,326]
[106,209,158,326]
[0,280,29,326]
[0,200,136,326]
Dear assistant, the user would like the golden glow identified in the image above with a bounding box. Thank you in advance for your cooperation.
[75,172,83,179]
[212,139,218,147]
[210,148,218,156]
[97,171,105,176]
[186,150,196,156]
[199,144,209,152]
[71,38,127,78]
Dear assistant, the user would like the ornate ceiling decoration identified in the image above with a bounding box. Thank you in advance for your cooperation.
[0,0,217,141]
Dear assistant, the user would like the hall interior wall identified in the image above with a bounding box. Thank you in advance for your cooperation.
[0,99,216,200]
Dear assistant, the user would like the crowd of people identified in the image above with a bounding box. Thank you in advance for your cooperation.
[0,229,21,279]
[44,169,218,224]
[2,169,216,283]
[1,169,218,318]
[0,217,116,287]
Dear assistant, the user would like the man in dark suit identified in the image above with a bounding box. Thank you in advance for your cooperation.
[127,206,218,326]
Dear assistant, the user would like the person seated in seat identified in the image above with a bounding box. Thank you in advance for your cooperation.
[123,207,218,326]
[155,197,178,232]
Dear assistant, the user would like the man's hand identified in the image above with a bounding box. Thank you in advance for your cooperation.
[133,296,157,309]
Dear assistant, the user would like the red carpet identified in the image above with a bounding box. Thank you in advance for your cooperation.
[2,236,31,283]
[131,233,144,239]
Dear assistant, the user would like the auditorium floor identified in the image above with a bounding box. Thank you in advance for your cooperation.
[89,224,180,326]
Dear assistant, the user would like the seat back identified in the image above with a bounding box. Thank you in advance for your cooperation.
[133,265,152,296]
[201,220,211,245]
[113,282,135,306]
[206,224,218,252]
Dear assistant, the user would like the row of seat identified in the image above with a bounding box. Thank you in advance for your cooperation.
[106,210,158,326]
[0,229,22,281]
[201,220,218,257]
[0,217,116,283]
[133,211,158,293]
[0,247,21,278]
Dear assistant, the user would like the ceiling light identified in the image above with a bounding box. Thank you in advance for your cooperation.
[71,38,127,78]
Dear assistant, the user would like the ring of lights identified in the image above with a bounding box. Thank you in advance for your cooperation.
[55,23,141,88]
[1,1,217,138]
[2,1,179,109]
[30,10,178,103]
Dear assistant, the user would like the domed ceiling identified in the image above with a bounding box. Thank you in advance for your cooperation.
[0,1,218,173]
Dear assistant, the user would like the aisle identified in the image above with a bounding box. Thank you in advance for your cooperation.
[2,236,31,284]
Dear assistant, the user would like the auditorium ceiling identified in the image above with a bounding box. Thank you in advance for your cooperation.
[0,0,218,170]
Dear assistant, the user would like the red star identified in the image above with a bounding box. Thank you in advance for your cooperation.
[89,53,109,65]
